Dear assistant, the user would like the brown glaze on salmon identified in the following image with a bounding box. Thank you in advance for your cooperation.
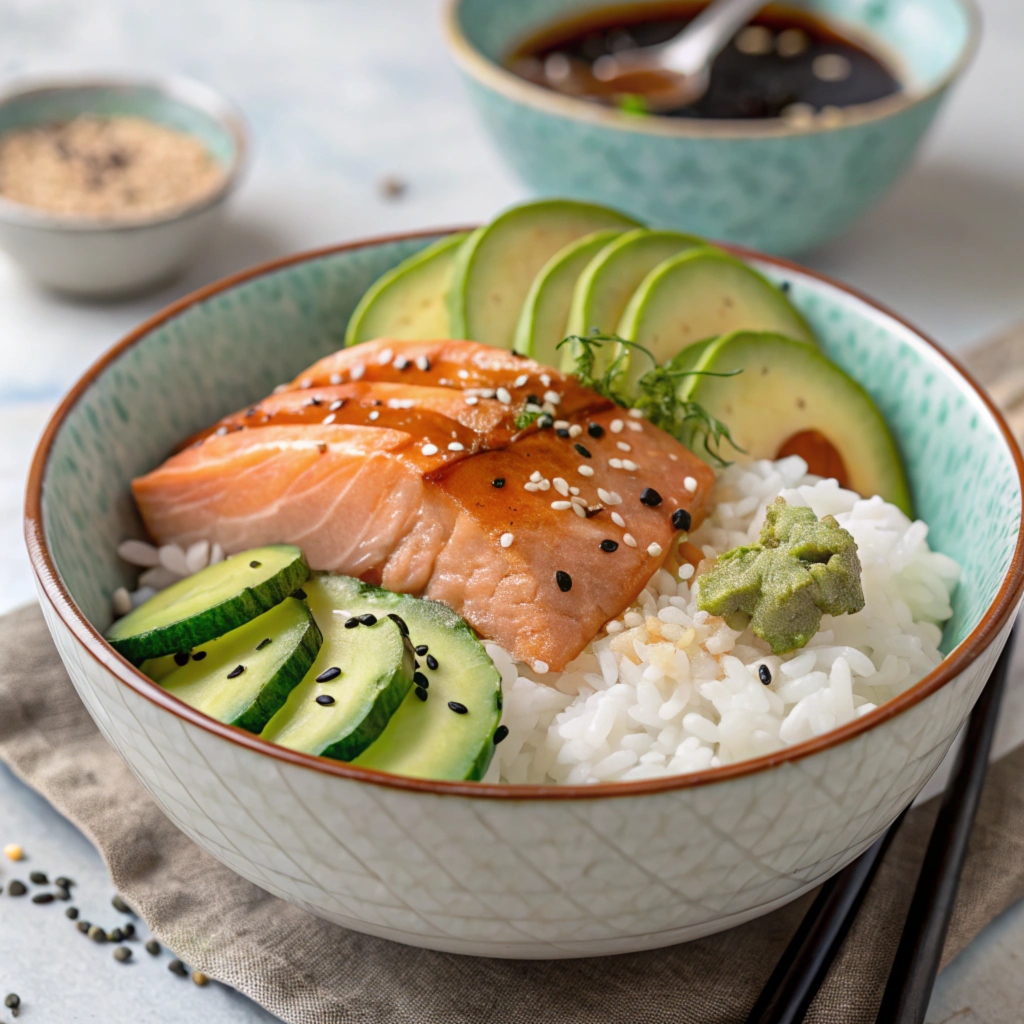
[133,340,715,671]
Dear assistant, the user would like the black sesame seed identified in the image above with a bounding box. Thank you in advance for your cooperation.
[493,725,509,745]
[492,477,505,488]
[574,443,592,459]
[780,281,791,293]
[759,664,772,686]
[315,694,336,706]
[245,407,258,418]
[526,394,540,404]
[415,686,428,701]
[496,693,503,711]
[256,638,273,650]
[414,644,429,656]
[316,667,342,683]
[413,672,429,688]
[425,654,439,671]
[587,422,605,438]
[77,920,91,933]
[173,651,190,667]
[192,650,207,661]
[448,701,469,715]
[420,358,431,371]
[538,414,554,429]
[292,588,307,600]
[32,893,54,904]
[169,959,189,977]
[640,487,662,507]
[387,613,410,636]
[4,994,20,1011]
[66,906,79,920]
[114,946,132,962]
[600,539,619,552]
[672,508,692,532]
[7,880,26,896]
[249,559,262,568]
[358,613,377,626]
[344,617,360,629]
[556,427,570,438]
[555,570,572,592]
[227,665,246,679]
[29,870,48,885]
[146,939,161,955]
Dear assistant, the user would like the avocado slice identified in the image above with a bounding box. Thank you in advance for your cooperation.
[512,230,624,367]
[344,232,469,346]
[447,198,641,349]
[682,331,912,515]
[561,228,705,372]
[260,577,415,761]
[300,574,502,782]
[615,250,815,396]
[148,597,323,734]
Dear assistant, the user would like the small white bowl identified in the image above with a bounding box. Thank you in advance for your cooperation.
[0,75,247,297]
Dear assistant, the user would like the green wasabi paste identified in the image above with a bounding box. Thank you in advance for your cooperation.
[696,498,865,654]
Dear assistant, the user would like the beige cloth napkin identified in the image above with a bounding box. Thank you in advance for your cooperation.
[2,329,1023,1024]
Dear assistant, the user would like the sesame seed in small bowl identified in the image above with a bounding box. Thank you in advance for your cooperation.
[0,74,247,296]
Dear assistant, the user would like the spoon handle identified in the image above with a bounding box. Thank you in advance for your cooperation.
[660,0,767,77]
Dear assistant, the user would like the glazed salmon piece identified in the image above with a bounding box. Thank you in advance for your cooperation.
[133,340,716,671]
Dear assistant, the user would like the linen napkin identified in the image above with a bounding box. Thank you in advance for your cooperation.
[2,326,1023,1024]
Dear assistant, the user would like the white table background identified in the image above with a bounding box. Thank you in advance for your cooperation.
[2,1,1024,1020]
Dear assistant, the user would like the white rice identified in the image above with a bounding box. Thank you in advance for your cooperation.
[114,455,961,786]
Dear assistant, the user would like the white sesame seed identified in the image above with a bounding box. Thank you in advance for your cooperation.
[572,503,587,518]
[421,444,439,456]
[448,442,465,451]
[551,501,572,511]
[554,420,570,431]
[514,374,529,388]
[525,403,543,414]
[465,395,479,405]
[329,399,344,411]
[668,453,679,461]
[387,398,414,409]
[597,488,613,503]
[570,486,580,495]
[570,495,587,506]
[611,511,626,527]
[616,441,631,452]
[610,419,624,433]
[609,458,623,469]
[496,387,512,405]
[647,542,663,557]
[568,424,583,437]
[628,408,644,419]
[540,373,552,387]
[329,373,342,385]
[215,426,229,436]
[112,586,132,616]
[322,413,336,425]
[368,410,379,421]
[623,533,638,548]
[500,533,514,548]
[553,477,569,496]
[542,402,557,416]
[299,378,313,389]
[530,471,542,482]
[606,491,622,505]
[451,430,458,438]
[457,369,470,380]
[415,355,430,371]
[273,383,289,393]
[377,348,394,365]
[393,357,410,370]
[622,459,638,472]
[578,465,595,477]
[627,421,643,433]
[538,479,551,491]
[524,482,541,492]
[480,388,496,398]
[350,363,365,381]
[680,563,695,580]
[543,390,561,405]
[684,476,698,493]
[533,660,549,674]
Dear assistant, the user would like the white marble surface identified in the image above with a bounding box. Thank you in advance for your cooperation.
[1,0,1024,1019]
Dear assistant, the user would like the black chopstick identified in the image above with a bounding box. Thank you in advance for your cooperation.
[874,628,1016,1024]
[744,810,906,1024]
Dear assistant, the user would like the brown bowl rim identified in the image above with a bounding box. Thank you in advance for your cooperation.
[24,227,1024,801]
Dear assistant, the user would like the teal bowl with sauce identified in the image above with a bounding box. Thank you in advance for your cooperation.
[444,0,979,256]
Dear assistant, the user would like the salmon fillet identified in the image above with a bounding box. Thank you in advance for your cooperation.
[133,339,715,671]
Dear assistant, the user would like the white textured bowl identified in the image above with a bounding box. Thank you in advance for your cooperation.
[25,233,1024,958]
[0,75,247,296]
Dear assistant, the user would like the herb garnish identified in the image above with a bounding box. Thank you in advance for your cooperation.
[515,408,543,430]
[557,332,743,465]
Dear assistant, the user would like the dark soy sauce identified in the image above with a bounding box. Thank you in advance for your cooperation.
[507,2,901,121]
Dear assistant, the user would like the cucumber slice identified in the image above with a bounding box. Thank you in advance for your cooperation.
[306,575,502,782]
[344,232,469,346]
[260,576,415,762]
[148,597,322,734]
[107,545,309,664]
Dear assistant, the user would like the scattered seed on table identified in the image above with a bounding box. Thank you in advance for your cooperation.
[7,880,26,896]
[112,894,134,915]
[192,971,209,987]
[493,725,509,745]
[414,645,428,656]
[448,701,468,715]
[672,508,692,531]
[555,570,572,592]
[168,959,188,977]
[29,871,48,885]
[759,664,772,686]
[315,695,336,706]
[146,939,161,955]
[358,613,378,626]
[114,946,132,963]
[4,994,19,1012]
[55,886,70,901]
[315,667,341,683]
[31,893,54,904]
[108,928,124,943]
[77,920,91,933]
[123,922,136,939]
[66,906,79,920]
[54,876,74,889]
[88,925,107,943]
[425,654,439,671]
[3,844,23,861]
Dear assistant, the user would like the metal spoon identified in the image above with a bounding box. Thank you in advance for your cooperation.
[587,0,769,111]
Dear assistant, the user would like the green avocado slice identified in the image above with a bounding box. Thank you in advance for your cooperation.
[447,198,641,349]
[512,229,624,367]
[682,331,912,516]
[344,232,469,345]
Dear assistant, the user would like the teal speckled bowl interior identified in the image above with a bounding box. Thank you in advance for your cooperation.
[446,0,978,255]
[35,234,1021,669]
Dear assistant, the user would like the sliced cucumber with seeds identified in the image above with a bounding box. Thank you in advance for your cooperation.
[260,576,415,762]
[307,575,502,782]
[106,545,309,664]
[146,597,322,734]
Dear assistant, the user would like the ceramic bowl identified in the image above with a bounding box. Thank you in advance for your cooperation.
[0,75,247,296]
[445,0,979,255]
[26,231,1024,958]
